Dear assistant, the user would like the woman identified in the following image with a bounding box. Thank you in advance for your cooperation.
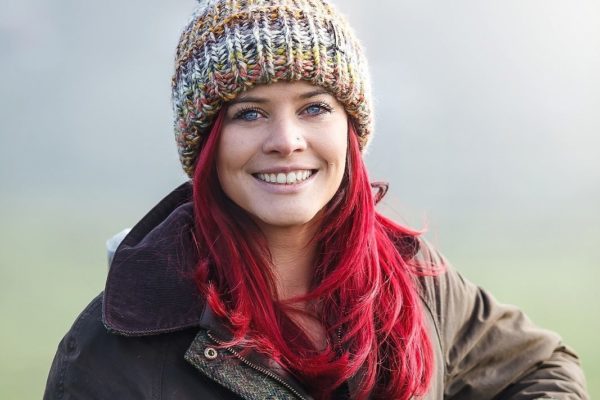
[44,0,588,399]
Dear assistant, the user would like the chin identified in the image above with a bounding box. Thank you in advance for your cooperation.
[252,209,321,230]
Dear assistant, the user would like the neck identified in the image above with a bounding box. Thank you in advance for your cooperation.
[258,222,319,301]
[257,219,329,349]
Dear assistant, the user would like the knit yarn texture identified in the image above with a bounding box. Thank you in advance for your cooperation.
[172,0,373,177]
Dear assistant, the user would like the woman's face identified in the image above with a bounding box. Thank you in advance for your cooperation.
[216,81,348,233]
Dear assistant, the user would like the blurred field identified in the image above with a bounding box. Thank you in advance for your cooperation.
[0,195,144,399]
[1,192,597,399]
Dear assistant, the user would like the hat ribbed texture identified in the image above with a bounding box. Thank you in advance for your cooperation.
[172,0,373,177]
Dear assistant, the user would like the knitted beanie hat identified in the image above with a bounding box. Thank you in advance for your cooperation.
[172,0,373,177]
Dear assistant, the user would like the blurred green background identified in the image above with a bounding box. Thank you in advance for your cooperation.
[1,0,598,398]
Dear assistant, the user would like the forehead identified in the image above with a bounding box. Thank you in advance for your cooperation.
[231,81,334,104]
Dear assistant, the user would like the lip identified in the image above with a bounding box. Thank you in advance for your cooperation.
[252,166,317,174]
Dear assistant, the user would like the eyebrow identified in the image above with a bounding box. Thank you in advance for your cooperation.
[228,88,332,106]
[299,88,332,99]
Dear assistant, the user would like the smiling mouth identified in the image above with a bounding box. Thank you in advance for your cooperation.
[254,170,315,184]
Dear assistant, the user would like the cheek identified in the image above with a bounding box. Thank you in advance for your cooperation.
[215,142,228,185]
[216,129,248,174]
[215,132,242,192]
[331,142,347,184]
[317,123,348,196]
[328,123,349,173]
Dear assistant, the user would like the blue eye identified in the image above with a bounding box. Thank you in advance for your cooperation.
[234,107,262,121]
[305,102,333,115]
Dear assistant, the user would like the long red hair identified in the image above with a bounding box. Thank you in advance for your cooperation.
[192,110,434,399]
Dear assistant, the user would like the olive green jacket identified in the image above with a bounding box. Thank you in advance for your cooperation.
[44,183,588,399]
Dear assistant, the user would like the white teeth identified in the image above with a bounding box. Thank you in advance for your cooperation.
[256,170,313,185]
[286,172,296,184]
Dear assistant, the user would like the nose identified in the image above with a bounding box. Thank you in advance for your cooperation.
[262,117,307,156]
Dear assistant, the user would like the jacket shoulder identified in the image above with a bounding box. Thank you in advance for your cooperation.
[44,294,197,399]
[411,240,588,398]
[44,294,144,399]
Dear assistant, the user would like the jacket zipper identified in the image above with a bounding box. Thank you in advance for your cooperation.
[206,331,308,400]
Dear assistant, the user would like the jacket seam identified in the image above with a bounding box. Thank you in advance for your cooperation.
[154,339,169,400]
[418,290,446,378]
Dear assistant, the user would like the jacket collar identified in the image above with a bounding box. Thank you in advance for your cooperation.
[102,181,420,336]
[102,181,205,335]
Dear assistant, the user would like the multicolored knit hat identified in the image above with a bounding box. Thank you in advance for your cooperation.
[172,0,373,177]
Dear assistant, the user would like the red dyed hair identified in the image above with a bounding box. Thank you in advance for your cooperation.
[192,110,434,399]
